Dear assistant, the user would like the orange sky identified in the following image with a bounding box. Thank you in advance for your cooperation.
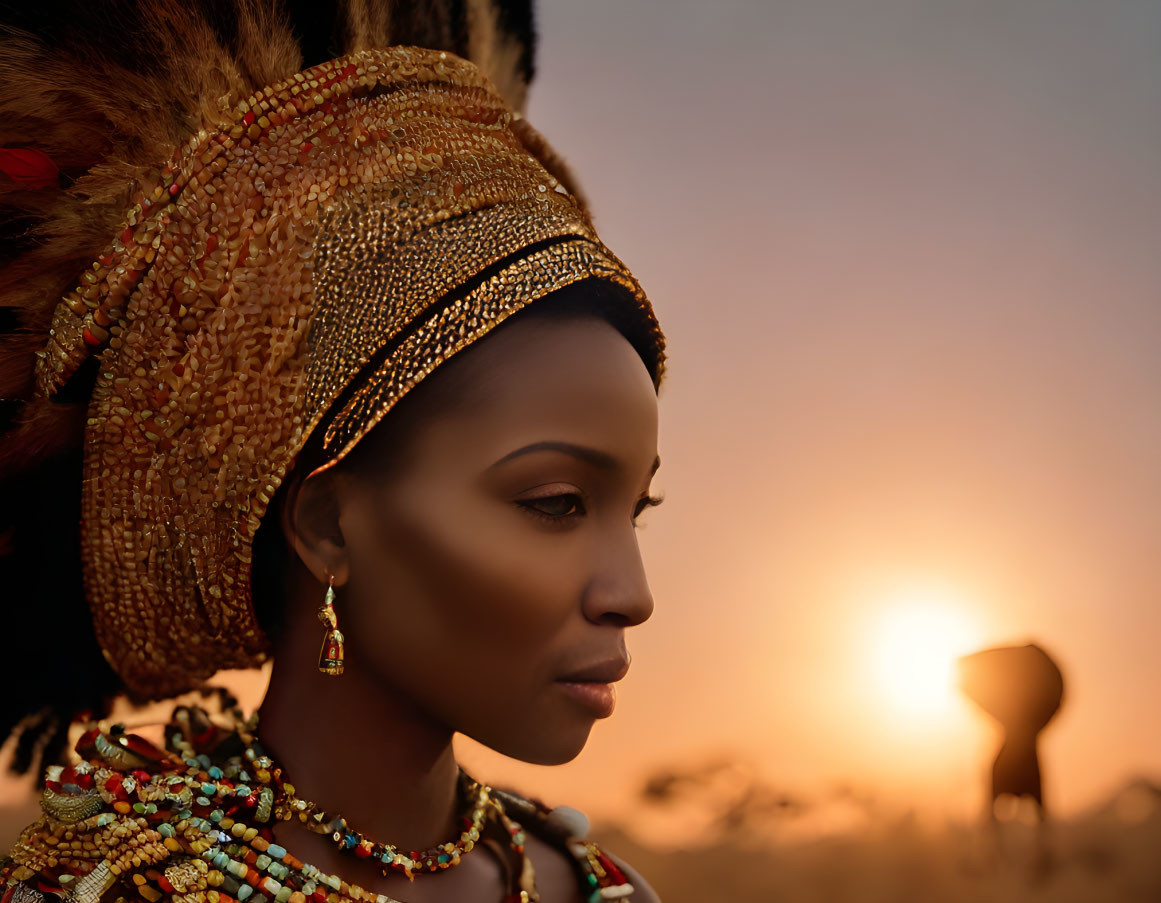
[461,0,1161,833]
[3,0,1160,844]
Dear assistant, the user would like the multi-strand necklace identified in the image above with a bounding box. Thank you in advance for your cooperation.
[160,717,540,902]
[18,711,637,903]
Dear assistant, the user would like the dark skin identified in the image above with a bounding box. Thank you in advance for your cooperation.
[257,313,664,902]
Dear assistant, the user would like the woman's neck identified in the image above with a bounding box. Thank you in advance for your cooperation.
[255,604,463,854]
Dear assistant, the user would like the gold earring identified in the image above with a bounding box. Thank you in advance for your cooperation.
[317,574,345,676]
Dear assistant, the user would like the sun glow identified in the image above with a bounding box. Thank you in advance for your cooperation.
[869,588,984,717]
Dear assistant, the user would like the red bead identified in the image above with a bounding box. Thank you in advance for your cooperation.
[243,112,255,126]
[597,852,626,884]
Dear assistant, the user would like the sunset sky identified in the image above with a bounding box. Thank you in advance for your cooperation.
[3,0,1159,845]
[453,0,1161,835]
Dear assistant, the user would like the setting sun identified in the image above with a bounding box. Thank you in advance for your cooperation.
[869,589,984,717]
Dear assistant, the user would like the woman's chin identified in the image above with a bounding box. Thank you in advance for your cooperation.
[467,715,595,766]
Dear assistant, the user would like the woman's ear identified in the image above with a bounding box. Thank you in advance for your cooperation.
[280,469,351,587]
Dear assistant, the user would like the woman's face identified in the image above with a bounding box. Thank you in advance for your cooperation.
[311,312,661,764]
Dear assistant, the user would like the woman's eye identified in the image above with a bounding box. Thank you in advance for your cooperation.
[518,493,585,524]
[517,491,665,528]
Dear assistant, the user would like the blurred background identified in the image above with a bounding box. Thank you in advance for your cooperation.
[4,0,1160,900]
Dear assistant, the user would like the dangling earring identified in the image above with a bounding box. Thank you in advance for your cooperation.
[317,574,345,676]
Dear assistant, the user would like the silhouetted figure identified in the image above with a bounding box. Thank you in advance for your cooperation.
[957,643,1065,821]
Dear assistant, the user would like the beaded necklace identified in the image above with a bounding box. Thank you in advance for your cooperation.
[6,711,638,903]
[166,719,541,902]
[246,740,527,880]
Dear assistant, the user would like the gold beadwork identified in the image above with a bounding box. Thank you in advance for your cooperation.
[31,46,666,697]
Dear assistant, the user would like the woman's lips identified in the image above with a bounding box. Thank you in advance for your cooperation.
[556,680,616,718]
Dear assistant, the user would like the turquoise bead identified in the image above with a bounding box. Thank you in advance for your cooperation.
[159,823,175,838]
[267,844,287,860]
[208,766,224,780]
[237,885,253,901]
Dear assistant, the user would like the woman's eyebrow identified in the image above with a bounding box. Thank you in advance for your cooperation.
[489,440,661,476]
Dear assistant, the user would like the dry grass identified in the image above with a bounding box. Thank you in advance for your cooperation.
[593,779,1161,903]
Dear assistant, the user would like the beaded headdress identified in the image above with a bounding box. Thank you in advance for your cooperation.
[0,2,666,701]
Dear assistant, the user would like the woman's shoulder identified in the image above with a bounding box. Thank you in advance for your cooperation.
[490,789,661,902]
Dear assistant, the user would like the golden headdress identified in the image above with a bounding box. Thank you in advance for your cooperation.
[0,1,666,718]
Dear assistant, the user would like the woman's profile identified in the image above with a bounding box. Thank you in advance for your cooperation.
[0,2,668,901]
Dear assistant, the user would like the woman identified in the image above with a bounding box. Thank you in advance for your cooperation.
[0,2,667,901]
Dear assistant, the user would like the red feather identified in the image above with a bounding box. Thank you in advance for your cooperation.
[0,147,60,188]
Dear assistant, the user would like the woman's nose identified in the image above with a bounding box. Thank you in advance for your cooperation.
[581,528,655,627]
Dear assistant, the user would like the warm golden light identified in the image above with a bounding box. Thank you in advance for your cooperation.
[869,589,984,717]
